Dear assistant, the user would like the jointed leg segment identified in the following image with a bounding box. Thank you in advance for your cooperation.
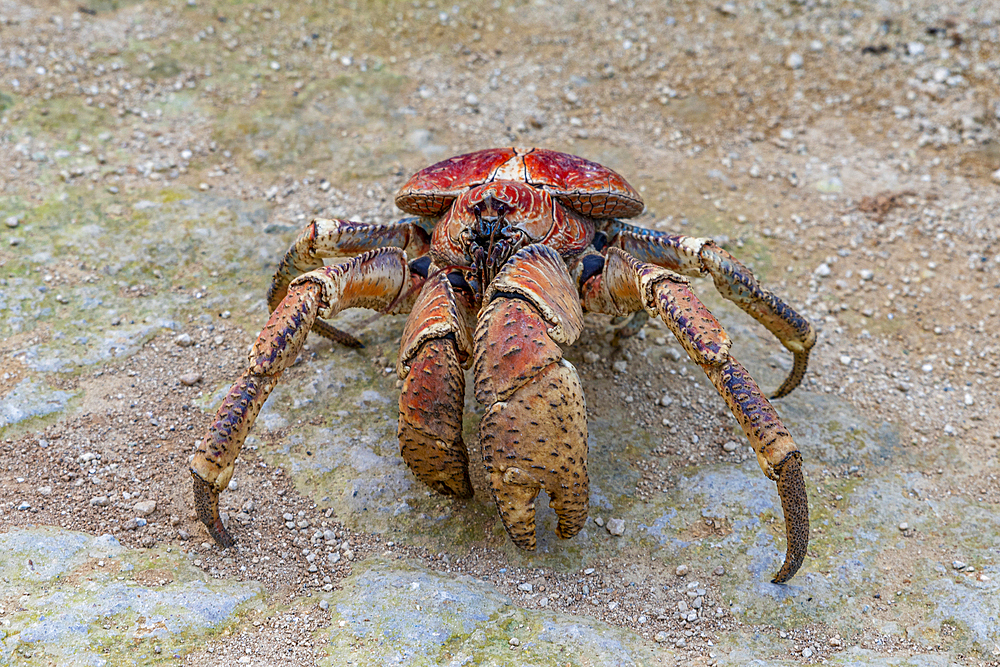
[191,247,418,546]
[267,217,431,347]
[581,247,809,582]
[610,224,815,398]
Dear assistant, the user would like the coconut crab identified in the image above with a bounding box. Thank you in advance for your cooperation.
[191,147,815,583]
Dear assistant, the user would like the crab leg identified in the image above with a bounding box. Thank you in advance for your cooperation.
[396,272,477,498]
[267,217,432,346]
[581,248,808,583]
[474,244,589,548]
[191,247,419,547]
[606,223,815,398]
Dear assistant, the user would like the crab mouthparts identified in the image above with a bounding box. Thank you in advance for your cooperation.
[466,197,525,295]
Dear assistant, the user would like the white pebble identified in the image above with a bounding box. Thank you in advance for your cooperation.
[839,355,852,366]
[898,522,908,531]
[952,560,966,570]
[907,42,925,56]
[675,564,689,576]
[174,333,194,347]
[722,441,738,453]
[964,393,974,406]
[612,360,628,373]
[606,518,625,536]
[517,583,533,592]
[134,500,157,516]
[814,262,831,277]
[785,52,804,69]
[802,647,813,658]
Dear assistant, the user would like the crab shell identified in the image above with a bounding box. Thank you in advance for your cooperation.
[396,147,643,217]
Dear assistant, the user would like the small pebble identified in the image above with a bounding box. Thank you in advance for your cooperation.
[722,441,738,453]
[814,262,831,277]
[508,637,520,647]
[90,496,110,507]
[174,333,194,347]
[37,486,52,496]
[612,360,628,373]
[134,500,157,516]
[594,517,604,527]
[898,522,908,531]
[17,501,31,511]
[713,565,726,576]
[952,560,967,570]
[583,351,600,364]
[4,215,19,228]
[839,355,852,366]
[785,52,804,69]
[675,564,689,576]
[179,372,202,386]
[517,583,533,592]
[802,647,814,658]
[319,600,329,611]
[606,518,625,536]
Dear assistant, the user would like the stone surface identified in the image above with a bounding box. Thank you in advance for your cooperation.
[320,557,660,666]
[0,528,262,665]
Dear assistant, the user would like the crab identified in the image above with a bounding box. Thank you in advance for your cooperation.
[191,147,815,583]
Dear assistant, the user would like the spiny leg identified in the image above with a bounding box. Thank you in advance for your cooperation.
[192,247,420,547]
[607,222,815,398]
[581,248,808,582]
[474,244,589,549]
[396,272,477,498]
[267,217,432,347]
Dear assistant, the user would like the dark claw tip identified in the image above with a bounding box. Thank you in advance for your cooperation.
[192,474,236,549]
[771,349,811,400]
[771,452,809,584]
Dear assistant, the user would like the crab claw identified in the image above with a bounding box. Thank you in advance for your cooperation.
[192,474,235,548]
[479,360,589,548]
[772,452,808,583]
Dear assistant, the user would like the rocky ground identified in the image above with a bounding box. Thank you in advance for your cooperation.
[1,0,999,665]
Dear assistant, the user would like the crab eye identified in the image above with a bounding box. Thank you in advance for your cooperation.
[494,202,507,215]
[471,203,483,216]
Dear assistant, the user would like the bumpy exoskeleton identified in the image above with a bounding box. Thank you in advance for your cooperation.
[191,147,815,583]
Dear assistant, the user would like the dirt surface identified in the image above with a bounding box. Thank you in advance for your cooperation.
[2,0,1000,664]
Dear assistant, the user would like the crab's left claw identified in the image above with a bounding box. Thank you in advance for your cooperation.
[474,245,590,548]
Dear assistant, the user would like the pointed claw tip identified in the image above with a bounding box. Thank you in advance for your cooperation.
[192,473,236,549]
[772,452,809,583]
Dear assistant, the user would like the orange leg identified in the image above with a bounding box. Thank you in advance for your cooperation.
[581,247,808,583]
[473,244,589,548]
[191,247,422,547]
[606,222,815,398]
[267,217,431,347]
